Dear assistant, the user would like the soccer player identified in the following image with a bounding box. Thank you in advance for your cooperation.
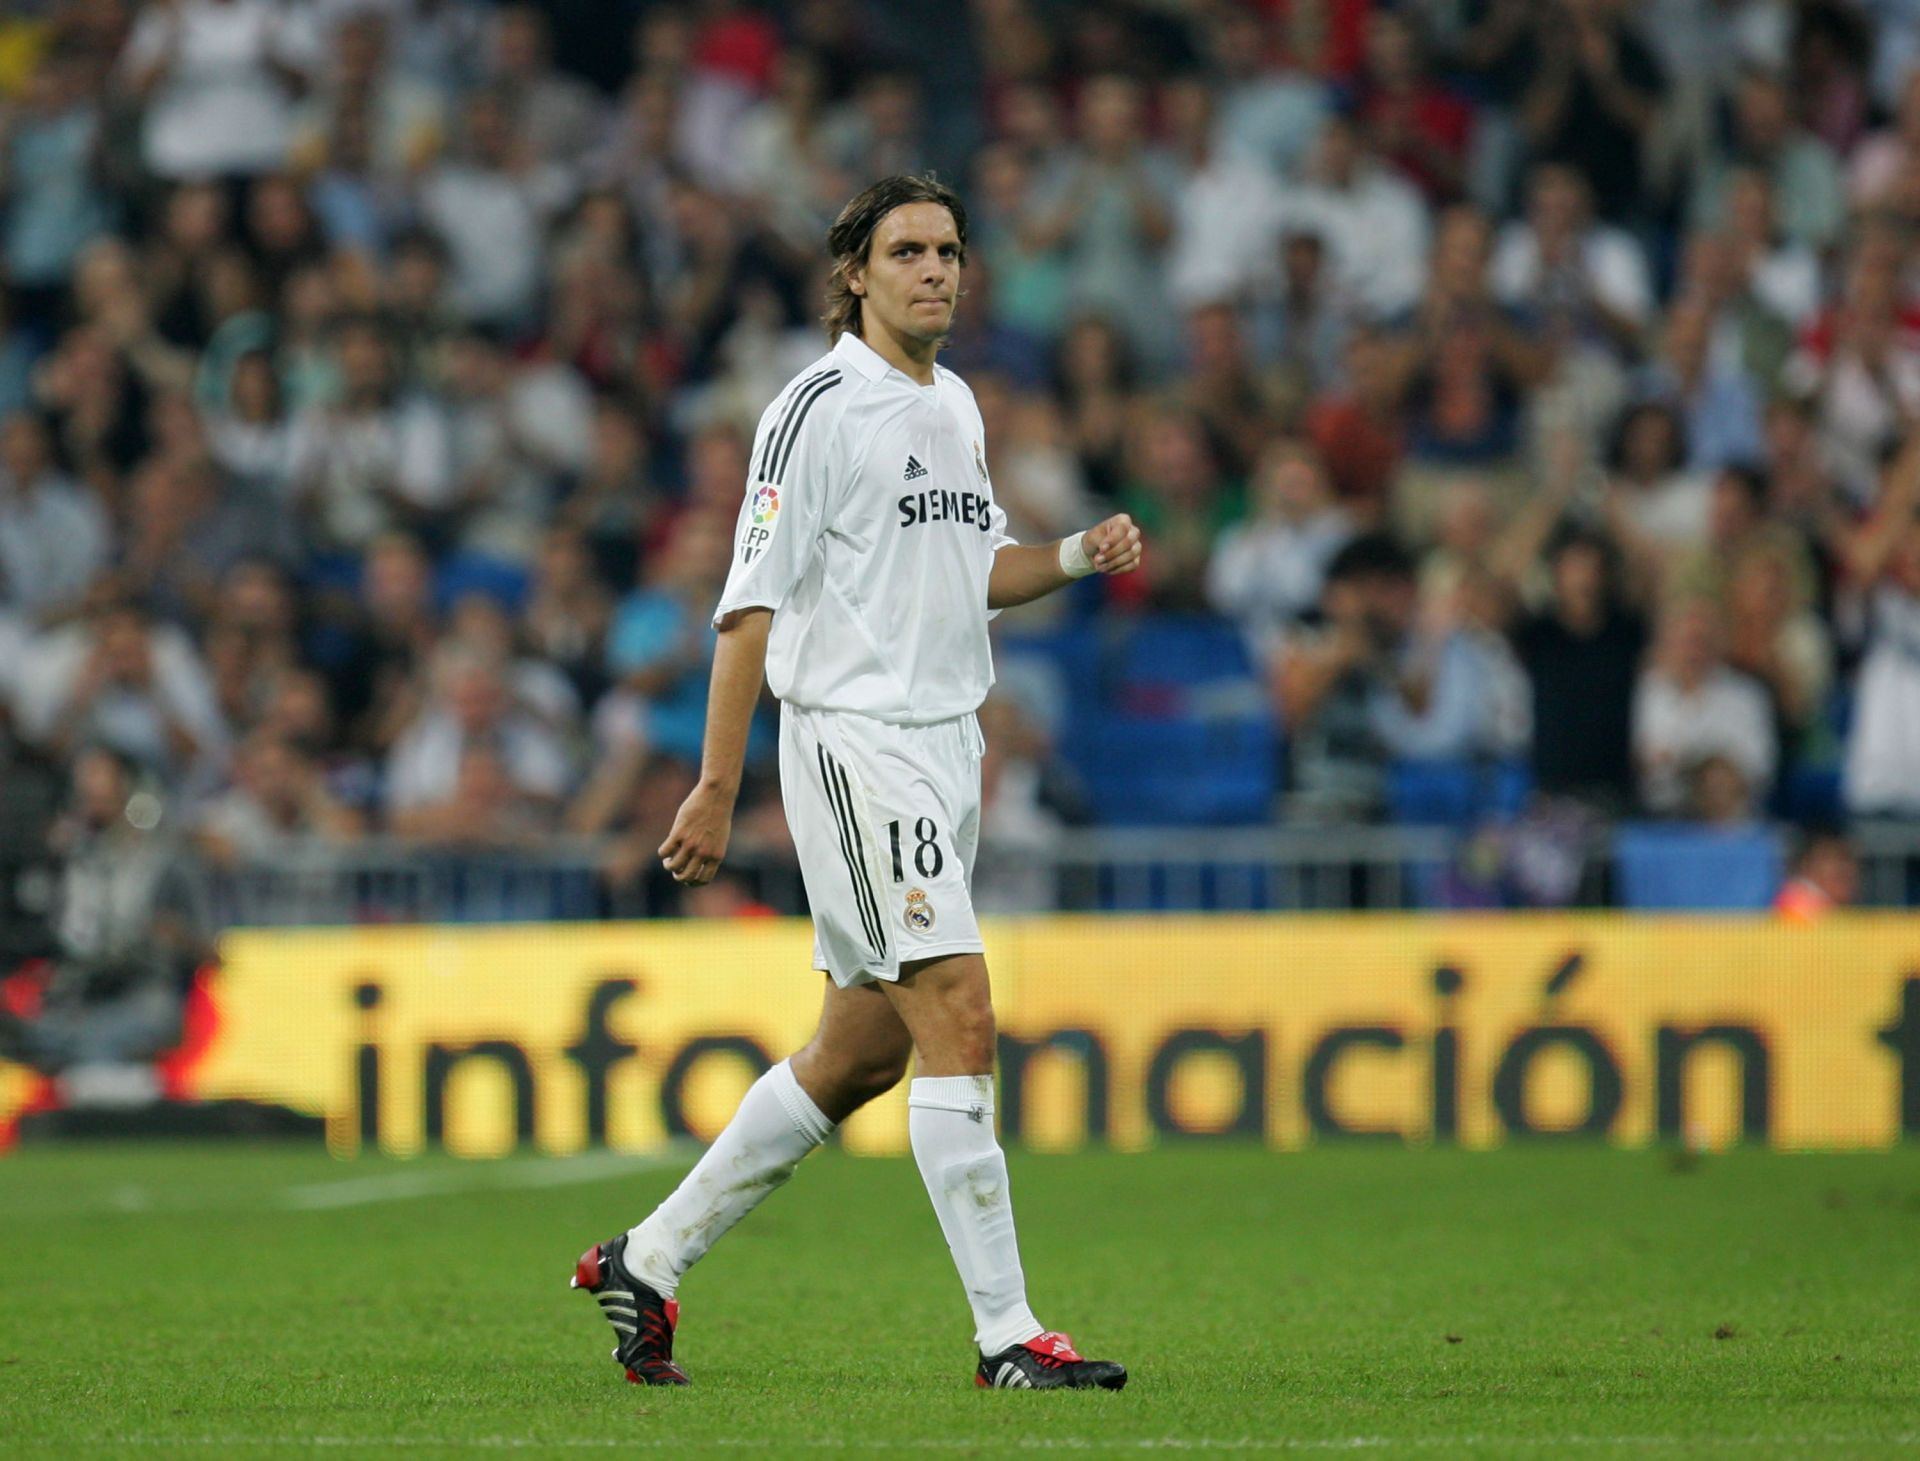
[570,176,1141,1391]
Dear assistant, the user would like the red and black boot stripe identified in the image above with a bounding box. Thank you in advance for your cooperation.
[975,1332,1127,1391]
[569,1234,689,1386]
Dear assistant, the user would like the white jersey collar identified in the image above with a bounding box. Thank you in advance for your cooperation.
[834,330,937,389]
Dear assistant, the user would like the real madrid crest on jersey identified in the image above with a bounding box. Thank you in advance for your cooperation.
[973,440,988,484]
[903,887,936,932]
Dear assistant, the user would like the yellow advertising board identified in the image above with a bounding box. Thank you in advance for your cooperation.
[11,916,1920,1155]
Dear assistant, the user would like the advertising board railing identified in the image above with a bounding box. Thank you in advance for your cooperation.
[12,915,1910,1156]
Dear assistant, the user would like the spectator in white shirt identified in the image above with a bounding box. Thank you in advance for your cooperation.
[1633,595,1776,816]
[1164,75,1285,312]
[1208,438,1353,667]
[13,599,231,785]
[385,641,572,841]
[417,88,572,329]
[1280,113,1430,321]
[1721,168,1822,327]
[122,0,318,180]
[286,316,452,552]
[1491,163,1652,360]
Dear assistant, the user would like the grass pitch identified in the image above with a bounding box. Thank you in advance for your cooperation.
[2,1142,1918,1457]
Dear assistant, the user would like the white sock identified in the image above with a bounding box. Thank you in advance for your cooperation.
[622,1058,834,1297]
[907,1074,1046,1356]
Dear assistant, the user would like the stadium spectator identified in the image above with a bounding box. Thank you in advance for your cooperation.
[1842,438,1920,817]
[1164,75,1285,313]
[1509,0,1668,225]
[1490,164,1651,369]
[2,746,209,1088]
[385,640,571,843]
[195,730,363,866]
[1117,405,1238,612]
[1849,67,1920,210]
[1785,238,1920,508]
[1026,75,1178,365]
[1052,316,1136,500]
[1200,1,1328,177]
[1721,169,1823,329]
[1281,112,1430,322]
[601,509,763,775]
[486,5,602,175]
[0,38,114,303]
[1513,525,1646,814]
[1637,295,1766,475]
[1384,205,1548,536]
[1633,595,1777,817]
[1690,67,1845,253]
[13,597,230,786]
[523,526,614,709]
[199,557,301,735]
[1207,438,1353,664]
[1280,532,1500,821]
[121,0,319,182]
[0,409,108,622]
[286,315,453,553]
[1356,9,1474,204]
[416,87,572,330]
[2,0,1919,918]
[440,324,592,564]
[1721,534,1835,759]
[1304,327,1404,526]
[1245,226,1350,406]
[1774,828,1860,919]
[291,10,445,183]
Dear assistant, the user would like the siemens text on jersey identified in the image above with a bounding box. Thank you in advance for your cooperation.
[898,488,994,531]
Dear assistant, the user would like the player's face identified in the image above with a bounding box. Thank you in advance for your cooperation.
[855,203,962,345]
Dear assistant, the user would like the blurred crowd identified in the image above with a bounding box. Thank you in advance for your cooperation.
[0,0,1917,944]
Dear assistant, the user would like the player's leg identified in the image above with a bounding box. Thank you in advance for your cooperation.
[623,977,910,1294]
[572,977,912,1385]
[790,976,915,1121]
[885,952,1126,1390]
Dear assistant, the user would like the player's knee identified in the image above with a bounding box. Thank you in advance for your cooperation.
[947,999,997,1073]
[845,1049,909,1107]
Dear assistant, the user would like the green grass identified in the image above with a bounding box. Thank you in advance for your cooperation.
[2,1143,1919,1457]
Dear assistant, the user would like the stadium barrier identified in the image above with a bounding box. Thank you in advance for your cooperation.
[200,824,1920,925]
[9,915,1916,1156]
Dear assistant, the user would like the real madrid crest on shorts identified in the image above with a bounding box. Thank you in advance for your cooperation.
[904,887,936,932]
[973,440,988,483]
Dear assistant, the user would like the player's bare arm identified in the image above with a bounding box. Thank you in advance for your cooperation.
[987,513,1145,609]
[657,606,770,886]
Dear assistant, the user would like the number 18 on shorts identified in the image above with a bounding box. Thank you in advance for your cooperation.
[777,702,986,989]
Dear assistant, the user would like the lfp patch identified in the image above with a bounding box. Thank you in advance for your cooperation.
[740,484,780,562]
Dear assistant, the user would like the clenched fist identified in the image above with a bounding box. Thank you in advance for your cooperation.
[1082,514,1144,576]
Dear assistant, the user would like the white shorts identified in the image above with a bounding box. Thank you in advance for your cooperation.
[778,702,986,988]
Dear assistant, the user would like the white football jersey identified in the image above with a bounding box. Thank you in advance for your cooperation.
[713,331,1017,725]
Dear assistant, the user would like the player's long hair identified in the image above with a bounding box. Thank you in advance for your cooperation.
[824,174,969,344]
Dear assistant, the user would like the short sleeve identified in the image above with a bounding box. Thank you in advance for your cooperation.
[712,372,841,625]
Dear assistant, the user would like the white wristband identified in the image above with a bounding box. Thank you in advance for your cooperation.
[1058,532,1095,579]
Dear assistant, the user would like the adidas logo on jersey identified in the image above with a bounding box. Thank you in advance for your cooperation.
[903,455,928,481]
